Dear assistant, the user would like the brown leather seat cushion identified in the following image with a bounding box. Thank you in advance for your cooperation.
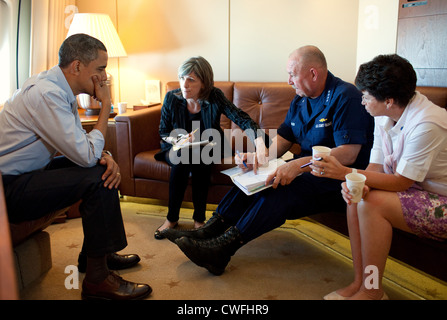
[10,209,67,246]
[134,150,171,181]
[134,149,236,185]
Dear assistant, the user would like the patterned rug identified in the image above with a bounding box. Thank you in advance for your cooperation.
[20,199,427,301]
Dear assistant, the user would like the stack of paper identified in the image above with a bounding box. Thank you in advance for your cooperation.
[221,158,286,195]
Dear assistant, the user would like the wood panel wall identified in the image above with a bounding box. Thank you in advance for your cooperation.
[397,0,447,86]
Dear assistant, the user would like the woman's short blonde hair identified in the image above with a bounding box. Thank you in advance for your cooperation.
[178,56,214,101]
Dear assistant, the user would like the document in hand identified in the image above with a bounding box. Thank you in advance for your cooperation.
[162,136,211,151]
[172,140,210,151]
[221,158,286,196]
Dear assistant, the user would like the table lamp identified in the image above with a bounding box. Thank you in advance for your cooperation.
[66,13,127,115]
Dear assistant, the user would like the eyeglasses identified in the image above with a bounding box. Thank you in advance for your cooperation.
[361,94,375,103]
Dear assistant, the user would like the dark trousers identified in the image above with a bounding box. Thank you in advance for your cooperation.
[216,172,346,242]
[2,157,127,256]
[167,163,212,223]
[164,147,212,223]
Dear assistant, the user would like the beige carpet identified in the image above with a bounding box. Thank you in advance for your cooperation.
[20,199,442,300]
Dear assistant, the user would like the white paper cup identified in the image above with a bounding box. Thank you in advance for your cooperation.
[77,93,91,108]
[345,169,366,203]
[312,146,331,160]
[118,102,128,114]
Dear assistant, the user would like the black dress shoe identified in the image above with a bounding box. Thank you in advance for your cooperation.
[154,222,178,240]
[82,272,152,300]
[107,253,141,270]
[78,252,141,273]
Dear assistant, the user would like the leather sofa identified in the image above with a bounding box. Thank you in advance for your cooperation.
[115,82,447,282]
[116,81,298,203]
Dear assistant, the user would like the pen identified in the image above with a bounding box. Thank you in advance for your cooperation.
[177,128,199,146]
[236,150,248,168]
[300,157,322,168]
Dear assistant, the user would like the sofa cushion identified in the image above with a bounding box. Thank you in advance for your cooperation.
[134,149,235,185]
[232,82,296,133]
[9,209,67,246]
[231,82,298,152]
[134,150,171,182]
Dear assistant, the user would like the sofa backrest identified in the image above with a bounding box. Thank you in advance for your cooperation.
[166,81,234,101]
[165,82,447,154]
[417,86,447,109]
[166,81,296,152]
[166,81,236,132]
[232,82,295,134]
[166,81,295,143]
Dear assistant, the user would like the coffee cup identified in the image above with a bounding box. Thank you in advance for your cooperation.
[118,102,127,114]
[312,146,331,160]
[345,169,366,203]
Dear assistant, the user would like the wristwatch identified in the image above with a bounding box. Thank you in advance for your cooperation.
[102,150,112,157]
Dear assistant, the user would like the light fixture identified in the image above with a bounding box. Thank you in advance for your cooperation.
[66,13,127,116]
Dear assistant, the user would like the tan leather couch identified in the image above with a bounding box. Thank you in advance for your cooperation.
[115,83,447,282]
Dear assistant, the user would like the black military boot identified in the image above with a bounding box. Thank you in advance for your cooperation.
[161,213,230,243]
[174,226,244,275]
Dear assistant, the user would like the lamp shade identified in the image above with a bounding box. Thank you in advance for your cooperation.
[66,13,127,58]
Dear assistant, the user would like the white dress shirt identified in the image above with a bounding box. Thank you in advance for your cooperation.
[370,92,447,196]
[0,66,104,175]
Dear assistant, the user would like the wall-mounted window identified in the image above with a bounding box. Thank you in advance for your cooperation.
[0,0,31,106]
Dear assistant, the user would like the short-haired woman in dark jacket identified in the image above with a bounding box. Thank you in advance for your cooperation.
[154,56,267,239]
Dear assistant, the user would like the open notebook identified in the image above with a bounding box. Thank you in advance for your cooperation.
[221,158,286,195]
[162,136,211,151]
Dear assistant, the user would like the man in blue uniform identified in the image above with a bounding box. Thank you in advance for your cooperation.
[163,45,374,275]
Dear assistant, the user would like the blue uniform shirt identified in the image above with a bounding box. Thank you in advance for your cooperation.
[277,71,374,169]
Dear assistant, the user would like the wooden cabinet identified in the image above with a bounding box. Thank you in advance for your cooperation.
[397,0,447,86]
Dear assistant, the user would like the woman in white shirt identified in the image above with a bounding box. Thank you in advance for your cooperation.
[311,54,447,300]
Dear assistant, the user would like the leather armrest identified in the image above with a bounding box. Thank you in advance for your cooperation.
[115,107,162,195]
